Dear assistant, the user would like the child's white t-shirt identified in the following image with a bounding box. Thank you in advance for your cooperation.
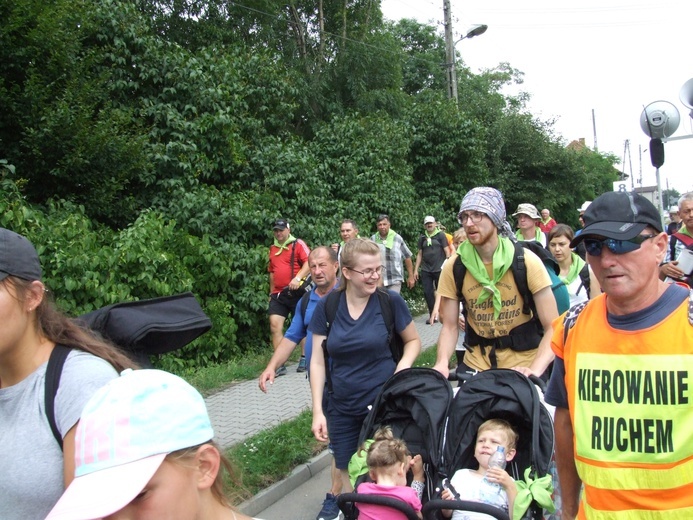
[449,469,510,520]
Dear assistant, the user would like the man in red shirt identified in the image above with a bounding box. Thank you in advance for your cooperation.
[268,218,310,375]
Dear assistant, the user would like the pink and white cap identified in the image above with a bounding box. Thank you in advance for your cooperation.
[46,369,214,520]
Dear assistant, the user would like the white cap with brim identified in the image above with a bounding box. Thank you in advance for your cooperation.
[46,369,215,520]
[46,454,166,520]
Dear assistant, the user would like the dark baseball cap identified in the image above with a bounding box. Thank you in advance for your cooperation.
[570,192,663,247]
[272,218,288,230]
[0,228,42,282]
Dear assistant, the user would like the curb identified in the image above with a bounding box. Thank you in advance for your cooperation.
[238,450,332,517]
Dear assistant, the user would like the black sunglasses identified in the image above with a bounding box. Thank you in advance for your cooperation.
[583,234,657,256]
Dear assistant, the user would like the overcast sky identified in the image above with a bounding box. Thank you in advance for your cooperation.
[380,0,693,198]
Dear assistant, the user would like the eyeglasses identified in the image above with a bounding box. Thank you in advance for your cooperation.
[583,234,657,256]
[346,266,385,278]
[457,211,485,225]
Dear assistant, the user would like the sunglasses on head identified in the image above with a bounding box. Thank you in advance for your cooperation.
[583,234,657,256]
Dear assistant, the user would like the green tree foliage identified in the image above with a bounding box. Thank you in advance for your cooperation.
[0,0,619,367]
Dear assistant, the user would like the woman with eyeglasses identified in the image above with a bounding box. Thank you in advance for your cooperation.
[548,224,601,306]
[308,238,421,491]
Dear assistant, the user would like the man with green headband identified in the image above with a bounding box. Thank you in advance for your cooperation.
[432,188,559,379]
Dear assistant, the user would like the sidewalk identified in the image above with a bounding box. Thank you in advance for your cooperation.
[203,313,442,513]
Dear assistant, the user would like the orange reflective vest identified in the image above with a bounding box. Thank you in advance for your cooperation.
[555,293,693,519]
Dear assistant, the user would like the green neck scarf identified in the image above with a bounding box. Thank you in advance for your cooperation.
[457,237,515,320]
[682,226,692,238]
[560,253,585,285]
[515,227,542,242]
[339,235,359,248]
[273,234,296,255]
[513,467,555,520]
[424,228,440,246]
[376,229,396,249]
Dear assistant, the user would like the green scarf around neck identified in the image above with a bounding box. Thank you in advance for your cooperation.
[273,234,296,255]
[424,228,440,246]
[560,252,585,285]
[457,237,515,320]
[376,229,396,249]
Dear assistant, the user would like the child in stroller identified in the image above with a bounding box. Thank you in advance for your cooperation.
[355,426,425,519]
[440,419,518,519]
[424,369,554,520]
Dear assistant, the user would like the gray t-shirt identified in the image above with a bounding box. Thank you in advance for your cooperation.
[0,349,118,520]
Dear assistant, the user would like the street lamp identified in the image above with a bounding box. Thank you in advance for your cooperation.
[446,24,488,104]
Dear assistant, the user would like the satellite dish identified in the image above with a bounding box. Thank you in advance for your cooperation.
[680,78,693,118]
[639,100,680,139]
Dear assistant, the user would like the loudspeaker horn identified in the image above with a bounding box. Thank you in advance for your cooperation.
[680,78,693,118]
[640,100,680,139]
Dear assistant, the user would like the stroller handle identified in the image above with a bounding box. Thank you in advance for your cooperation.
[337,493,421,520]
[422,498,510,520]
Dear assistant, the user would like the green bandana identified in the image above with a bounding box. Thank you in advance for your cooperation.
[348,439,374,487]
[273,234,296,255]
[425,228,440,246]
[375,229,396,249]
[560,253,586,286]
[682,226,692,238]
[515,227,543,243]
[457,237,515,320]
[513,467,555,520]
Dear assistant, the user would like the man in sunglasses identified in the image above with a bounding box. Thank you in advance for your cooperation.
[544,191,693,519]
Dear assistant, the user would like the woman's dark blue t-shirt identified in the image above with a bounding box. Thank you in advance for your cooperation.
[309,289,413,415]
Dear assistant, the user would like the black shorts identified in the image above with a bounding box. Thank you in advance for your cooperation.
[267,291,300,318]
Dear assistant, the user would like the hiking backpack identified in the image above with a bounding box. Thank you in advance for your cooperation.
[452,241,563,359]
[45,292,212,449]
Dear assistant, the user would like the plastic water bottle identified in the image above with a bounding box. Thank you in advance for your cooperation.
[481,446,506,497]
[486,446,506,474]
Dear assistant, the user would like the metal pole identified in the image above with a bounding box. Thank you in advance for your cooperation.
[443,0,458,104]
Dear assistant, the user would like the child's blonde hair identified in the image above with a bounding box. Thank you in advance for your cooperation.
[452,228,467,244]
[366,426,411,469]
[478,419,518,451]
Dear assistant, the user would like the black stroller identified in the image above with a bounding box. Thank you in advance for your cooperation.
[337,368,454,519]
[423,369,555,520]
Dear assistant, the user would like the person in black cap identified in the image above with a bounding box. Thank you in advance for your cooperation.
[0,228,136,520]
[267,218,311,375]
[543,192,693,519]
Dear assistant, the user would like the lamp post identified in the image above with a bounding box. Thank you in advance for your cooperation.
[444,20,488,104]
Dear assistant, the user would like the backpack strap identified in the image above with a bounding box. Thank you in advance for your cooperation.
[375,288,403,363]
[322,290,342,394]
[45,345,72,450]
[672,232,693,248]
[289,240,297,279]
[578,264,591,299]
[562,301,589,345]
[299,290,311,319]
[511,241,532,316]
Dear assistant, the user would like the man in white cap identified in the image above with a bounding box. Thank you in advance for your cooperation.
[415,215,450,323]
